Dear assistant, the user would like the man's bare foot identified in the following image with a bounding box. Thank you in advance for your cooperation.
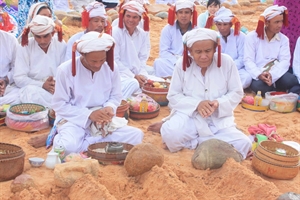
[27,133,48,148]
[147,121,163,133]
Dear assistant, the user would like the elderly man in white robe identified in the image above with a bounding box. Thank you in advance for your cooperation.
[65,2,111,61]
[148,28,252,159]
[112,1,151,99]
[14,15,66,108]
[213,7,252,89]
[153,0,198,77]
[0,30,20,105]
[290,37,300,94]
[52,32,143,154]
[244,5,298,96]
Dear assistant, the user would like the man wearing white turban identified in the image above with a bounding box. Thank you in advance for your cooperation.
[244,5,298,96]
[65,2,110,61]
[112,1,151,99]
[153,0,198,77]
[213,7,252,89]
[148,28,252,159]
[0,30,20,105]
[51,31,143,154]
[14,15,66,108]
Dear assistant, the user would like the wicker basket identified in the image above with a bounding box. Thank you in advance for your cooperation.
[129,105,160,120]
[87,142,134,165]
[256,141,300,163]
[116,100,129,118]
[142,82,169,106]
[252,152,299,180]
[9,103,46,115]
[0,143,25,182]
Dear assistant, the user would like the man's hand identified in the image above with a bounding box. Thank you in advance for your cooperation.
[197,100,219,118]
[42,76,55,94]
[258,72,272,86]
[134,75,147,88]
[89,106,114,125]
[0,77,9,97]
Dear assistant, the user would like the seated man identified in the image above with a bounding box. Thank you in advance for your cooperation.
[148,28,252,159]
[244,5,298,96]
[112,1,150,99]
[213,7,252,89]
[290,36,300,94]
[0,29,20,105]
[14,15,66,108]
[52,32,143,154]
[65,2,110,61]
[153,0,197,77]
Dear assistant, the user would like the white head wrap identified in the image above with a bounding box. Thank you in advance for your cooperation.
[77,31,115,53]
[261,5,287,21]
[28,15,55,35]
[213,6,234,23]
[175,0,194,12]
[86,2,107,19]
[183,28,218,48]
[121,1,145,16]
[123,0,146,5]
[27,2,50,25]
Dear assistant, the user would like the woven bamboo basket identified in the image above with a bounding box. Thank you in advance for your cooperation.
[87,142,134,165]
[129,105,160,120]
[9,103,45,115]
[252,152,299,180]
[142,82,170,106]
[116,100,129,118]
[256,141,300,163]
[0,143,25,182]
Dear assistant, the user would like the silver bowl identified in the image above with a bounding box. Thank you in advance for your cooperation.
[29,157,45,167]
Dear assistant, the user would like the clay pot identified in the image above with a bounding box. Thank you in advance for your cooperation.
[116,100,129,118]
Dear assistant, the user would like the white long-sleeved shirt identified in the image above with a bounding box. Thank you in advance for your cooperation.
[0,30,18,84]
[112,26,150,79]
[293,37,300,84]
[14,37,66,88]
[65,31,84,61]
[244,30,290,83]
[219,29,245,70]
[52,58,122,129]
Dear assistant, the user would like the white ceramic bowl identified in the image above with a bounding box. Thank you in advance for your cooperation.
[29,157,45,167]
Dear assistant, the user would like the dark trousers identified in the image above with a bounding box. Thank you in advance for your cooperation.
[250,72,299,96]
[289,84,300,94]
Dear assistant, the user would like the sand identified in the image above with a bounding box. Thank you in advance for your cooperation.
[0,1,300,199]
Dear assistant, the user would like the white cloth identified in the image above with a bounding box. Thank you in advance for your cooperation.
[89,117,128,137]
[65,31,84,61]
[244,30,290,83]
[161,54,251,158]
[14,37,66,107]
[77,32,115,53]
[197,10,209,28]
[53,0,71,12]
[155,0,176,4]
[219,29,251,88]
[112,26,150,98]
[52,58,143,154]
[28,15,55,35]
[0,31,20,105]
[121,1,145,16]
[213,6,233,22]
[183,28,217,48]
[261,5,287,21]
[70,0,94,13]
[153,23,185,77]
[293,37,300,84]
[175,0,195,11]
[86,2,107,19]
[26,2,49,25]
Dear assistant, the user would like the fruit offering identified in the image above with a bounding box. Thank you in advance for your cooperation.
[145,80,168,89]
[128,94,159,112]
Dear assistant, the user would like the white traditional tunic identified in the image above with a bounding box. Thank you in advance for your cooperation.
[293,37,300,84]
[65,31,85,61]
[14,37,66,108]
[244,30,290,83]
[112,26,150,99]
[153,22,190,77]
[220,29,252,88]
[0,30,20,105]
[52,58,143,154]
[161,54,252,158]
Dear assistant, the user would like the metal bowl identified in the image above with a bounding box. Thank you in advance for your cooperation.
[29,157,45,167]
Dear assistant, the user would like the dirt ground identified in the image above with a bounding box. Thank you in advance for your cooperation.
[0,0,299,199]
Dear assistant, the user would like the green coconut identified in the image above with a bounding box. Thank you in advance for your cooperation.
[191,139,243,170]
